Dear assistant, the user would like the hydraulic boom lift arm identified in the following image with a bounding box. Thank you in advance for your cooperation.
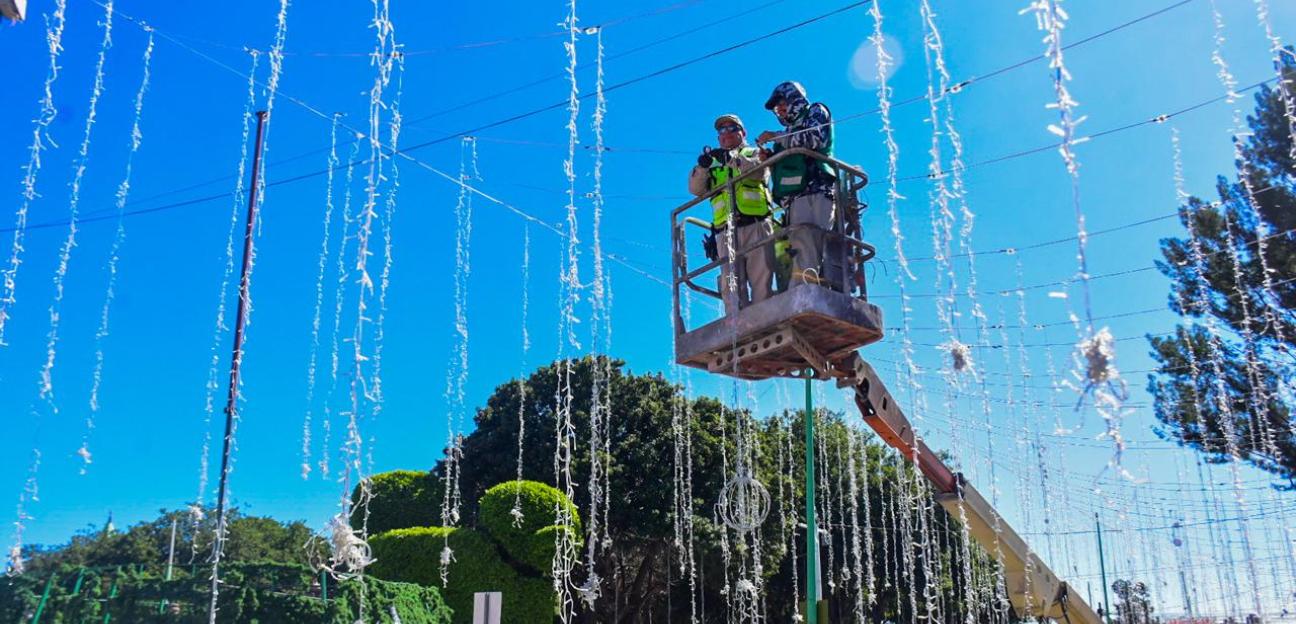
[838,355,1103,624]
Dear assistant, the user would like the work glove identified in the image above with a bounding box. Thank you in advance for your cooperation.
[697,146,715,168]
[709,148,729,164]
[702,232,719,261]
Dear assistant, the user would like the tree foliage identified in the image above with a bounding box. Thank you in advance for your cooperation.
[23,507,317,577]
[1110,579,1158,624]
[0,562,451,623]
[394,356,998,622]
[1150,52,1296,485]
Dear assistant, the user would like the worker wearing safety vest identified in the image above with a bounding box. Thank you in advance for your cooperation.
[757,81,837,288]
[688,113,775,315]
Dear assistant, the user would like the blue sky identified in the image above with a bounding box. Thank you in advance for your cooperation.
[2,0,1295,615]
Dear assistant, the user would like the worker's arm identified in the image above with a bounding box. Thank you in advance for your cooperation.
[794,104,831,151]
[688,165,711,196]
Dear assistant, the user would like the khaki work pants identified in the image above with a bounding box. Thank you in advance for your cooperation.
[787,192,836,286]
[716,219,774,316]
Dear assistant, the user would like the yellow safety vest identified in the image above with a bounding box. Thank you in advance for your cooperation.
[709,147,772,227]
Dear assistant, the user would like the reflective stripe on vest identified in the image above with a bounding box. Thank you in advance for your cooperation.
[709,147,772,226]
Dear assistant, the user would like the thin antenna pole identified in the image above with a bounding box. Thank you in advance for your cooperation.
[208,110,268,623]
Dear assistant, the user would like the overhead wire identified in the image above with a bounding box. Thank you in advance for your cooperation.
[44,0,1204,241]
[91,1,674,294]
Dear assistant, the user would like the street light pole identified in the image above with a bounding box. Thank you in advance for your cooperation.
[208,109,268,623]
[804,370,819,624]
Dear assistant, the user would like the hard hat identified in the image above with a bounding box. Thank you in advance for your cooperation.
[713,113,745,130]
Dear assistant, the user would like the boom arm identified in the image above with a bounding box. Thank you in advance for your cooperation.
[840,356,1103,624]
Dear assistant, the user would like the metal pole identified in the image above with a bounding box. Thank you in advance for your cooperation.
[804,370,819,624]
[31,572,55,624]
[1096,513,1111,624]
[209,109,268,622]
[166,518,177,581]
[102,577,118,624]
[161,517,177,615]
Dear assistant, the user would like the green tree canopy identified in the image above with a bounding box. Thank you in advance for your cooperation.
[23,507,318,577]
[409,356,994,622]
[1150,51,1296,485]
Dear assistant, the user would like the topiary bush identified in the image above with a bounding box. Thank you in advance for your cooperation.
[476,480,581,574]
[525,525,582,576]
[352,469,444,535]
[368,526,553,624]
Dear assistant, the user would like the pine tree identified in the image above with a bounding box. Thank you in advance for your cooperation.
[1149,51,1296,486]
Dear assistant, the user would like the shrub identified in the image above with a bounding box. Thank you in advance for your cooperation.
[0,562,451,623]
[476,480,581,573]
[526,525,582,576]
[368,526,553,624]
[352,469,444,535]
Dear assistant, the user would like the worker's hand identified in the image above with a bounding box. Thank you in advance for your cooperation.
[708,148,728,163]
[758,147,773,160]
[697,146,713,168]
[756,130,779,145]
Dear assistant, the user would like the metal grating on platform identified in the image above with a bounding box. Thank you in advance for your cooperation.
[675,284,884,381]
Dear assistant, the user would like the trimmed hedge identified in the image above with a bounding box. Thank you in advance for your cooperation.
[368,526,553,624]
[476,480,581,574]
[0,562,451,623]
[353,469,444,535]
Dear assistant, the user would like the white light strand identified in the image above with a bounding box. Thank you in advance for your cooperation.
[300,114,343,481]
[5,451,40,576]
[82,25,155,473]
[10,1,113,575]
[322,136,363,481]
[440,137,475,584]
[1212,0,1292,399]
[870,0,922,420]
[39,0,114,412]
[1171,127,1266,617]
[252,0,291,211]
[581,25,610,603]
[592,23,614,557]
[1021,0,1094,329]
[511,225,531,527]
[323,0,394,610]
[553,2,581,619]
[1252,0,1296,162]
[0,0,68,346]
[371,53,405,424]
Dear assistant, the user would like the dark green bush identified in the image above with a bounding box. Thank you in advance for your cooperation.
[368,526,553,624]
[352,469,445,535]
[0,562,451,623]
[476,480,581,573]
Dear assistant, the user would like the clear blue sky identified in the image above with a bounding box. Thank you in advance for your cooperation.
[2,0,1294,615]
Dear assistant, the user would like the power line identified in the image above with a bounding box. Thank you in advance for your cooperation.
[41,0,1200,237]
[41,0,870,234]
[135,0,710,59]
[401,0,795,128]
[874,212,1296,300]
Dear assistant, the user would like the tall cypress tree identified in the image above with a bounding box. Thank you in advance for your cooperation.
[1149,51,1296,486]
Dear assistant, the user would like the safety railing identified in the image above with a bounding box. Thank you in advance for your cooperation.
[671,147,874,336]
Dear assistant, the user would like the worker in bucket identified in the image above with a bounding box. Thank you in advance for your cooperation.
[688,113,775,315]
[757,81,838,288]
